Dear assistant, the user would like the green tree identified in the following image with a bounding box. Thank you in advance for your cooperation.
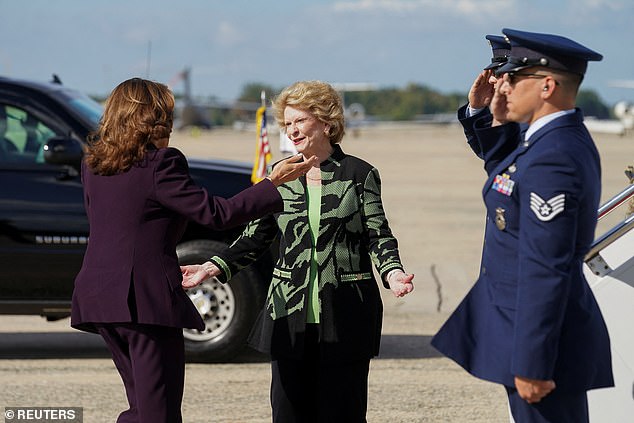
[346,83,465,120]
[577,89,611,119]
[238,83,280,103]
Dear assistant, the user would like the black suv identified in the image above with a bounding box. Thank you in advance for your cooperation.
[0,76,271,361]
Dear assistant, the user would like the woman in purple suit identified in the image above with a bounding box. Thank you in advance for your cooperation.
[71,78,314,423]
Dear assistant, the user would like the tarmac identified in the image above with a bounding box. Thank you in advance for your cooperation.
[1,122,632,422]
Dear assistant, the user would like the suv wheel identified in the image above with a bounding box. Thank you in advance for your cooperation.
[176,239,266,362]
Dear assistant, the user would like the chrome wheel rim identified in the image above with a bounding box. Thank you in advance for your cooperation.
[184,278,236,342]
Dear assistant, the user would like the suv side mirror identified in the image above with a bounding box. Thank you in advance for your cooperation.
[43,137,83,168]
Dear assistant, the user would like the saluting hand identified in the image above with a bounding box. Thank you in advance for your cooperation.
[491,80,510,126]
[514,376,556,404]
[468,70,495,110]
[180,262,221,289]
[387,270,415,298]
[268,154,318,187]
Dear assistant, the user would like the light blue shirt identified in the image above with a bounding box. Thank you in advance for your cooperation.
[524,109,575,141]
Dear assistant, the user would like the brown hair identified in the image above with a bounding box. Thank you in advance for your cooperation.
[85,78,174,175]
[273,80,345,145]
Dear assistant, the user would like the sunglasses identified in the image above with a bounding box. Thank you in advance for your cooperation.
[506,72,560,86]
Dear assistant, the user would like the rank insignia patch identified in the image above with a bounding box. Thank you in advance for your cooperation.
[530,192,565,221]
[492,173,515,196]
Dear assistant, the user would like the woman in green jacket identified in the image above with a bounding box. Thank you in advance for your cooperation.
[182,80,414,423]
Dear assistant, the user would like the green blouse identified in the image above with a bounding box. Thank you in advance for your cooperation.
[306,183,321,323]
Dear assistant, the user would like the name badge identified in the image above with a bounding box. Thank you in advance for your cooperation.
[492,173,515,196]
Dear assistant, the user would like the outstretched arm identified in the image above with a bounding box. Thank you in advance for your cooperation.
[386,269,414,297]
[268,154,318,186]
[181,262,221,289]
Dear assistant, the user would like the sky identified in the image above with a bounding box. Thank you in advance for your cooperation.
[1,0,633,106]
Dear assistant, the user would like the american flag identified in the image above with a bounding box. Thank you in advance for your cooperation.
[251,105,272,184]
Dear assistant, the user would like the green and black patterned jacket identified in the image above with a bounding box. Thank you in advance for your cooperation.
[210,145,404,361]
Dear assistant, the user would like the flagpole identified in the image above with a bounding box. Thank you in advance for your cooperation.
[251,90,271,184]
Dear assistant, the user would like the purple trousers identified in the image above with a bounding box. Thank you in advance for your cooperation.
[96,323,185,423]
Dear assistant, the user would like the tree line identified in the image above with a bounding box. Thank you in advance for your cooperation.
[202,82,614,127]
[246,82,612,117]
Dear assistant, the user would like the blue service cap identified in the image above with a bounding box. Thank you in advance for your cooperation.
[496,28,602,76]
[483,35,511,70]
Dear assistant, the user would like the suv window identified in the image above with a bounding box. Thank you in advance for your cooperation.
[65,95,102,128]
[0,104,59,164]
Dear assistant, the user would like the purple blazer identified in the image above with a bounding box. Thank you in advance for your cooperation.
[71,147,282,333]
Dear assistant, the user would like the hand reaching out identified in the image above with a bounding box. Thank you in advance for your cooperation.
[267,154,318,186]
[387,270,415,298]
[181,262,221,289]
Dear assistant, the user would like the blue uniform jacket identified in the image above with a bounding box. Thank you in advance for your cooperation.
[432,109,614,392]
[457,104,521,174]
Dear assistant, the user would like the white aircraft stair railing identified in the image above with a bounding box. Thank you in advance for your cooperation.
[597,183,634,219]
[585,183,634,277]
[585,184,634,422]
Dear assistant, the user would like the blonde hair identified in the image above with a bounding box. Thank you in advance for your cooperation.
[273,80,345,145]
[85,78,174,175]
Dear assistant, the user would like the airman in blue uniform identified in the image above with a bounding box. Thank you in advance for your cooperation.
[459,34,519,174]
[432,28,614,423]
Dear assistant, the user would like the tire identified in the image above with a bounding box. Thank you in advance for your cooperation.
[176,239,267,362]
